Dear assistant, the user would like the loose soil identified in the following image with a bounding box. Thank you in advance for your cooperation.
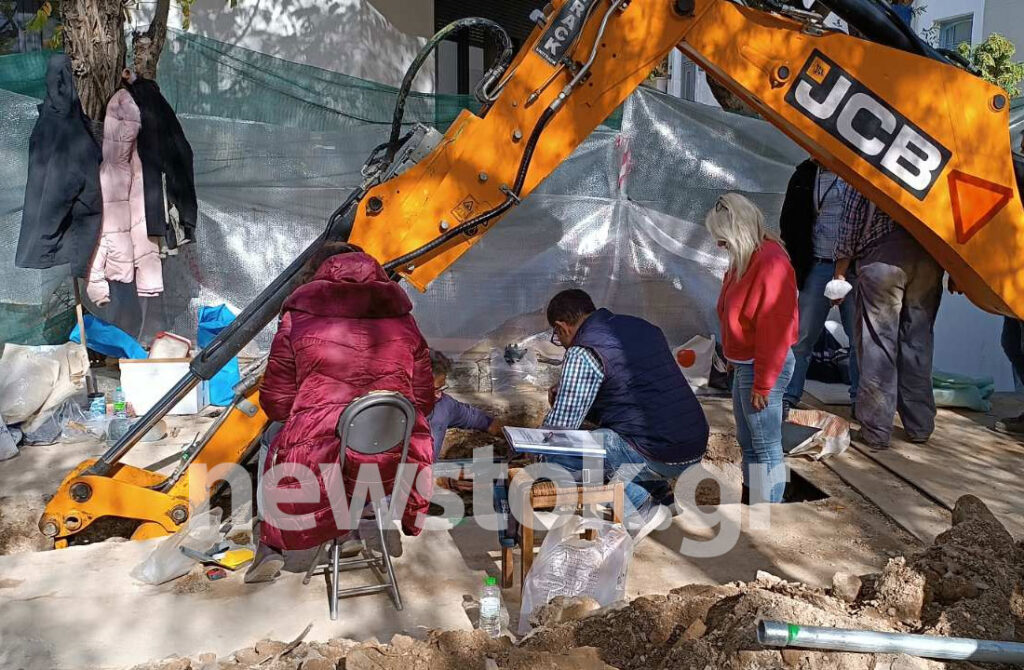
[130,494,1023,670]
[0,495,50,555]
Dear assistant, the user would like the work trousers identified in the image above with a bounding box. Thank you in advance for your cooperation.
[854,227,943,446]
[1000,317,1024,390]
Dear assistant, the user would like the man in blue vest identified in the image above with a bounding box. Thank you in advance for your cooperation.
[541,289,709,531]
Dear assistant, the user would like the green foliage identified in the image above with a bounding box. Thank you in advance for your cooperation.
[0,0,16,53]
[957,34,1024,98]
[25,1,52,32]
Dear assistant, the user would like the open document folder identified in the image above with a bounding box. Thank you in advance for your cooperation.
[503,426,607,457]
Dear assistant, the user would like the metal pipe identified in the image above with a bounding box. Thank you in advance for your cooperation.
[88,372,202,476]
[758,621,1024,664]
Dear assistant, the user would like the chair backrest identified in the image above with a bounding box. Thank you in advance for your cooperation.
[336,391,416,466]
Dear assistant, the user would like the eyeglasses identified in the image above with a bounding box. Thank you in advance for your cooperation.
[550,329,562,347]
[715,198,730,213]
[434,384,449,394]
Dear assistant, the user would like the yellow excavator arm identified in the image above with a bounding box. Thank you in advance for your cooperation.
[350,0,1023,315]
[42,0,1024,546]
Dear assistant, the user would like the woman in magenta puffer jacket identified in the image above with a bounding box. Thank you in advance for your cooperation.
[249,245,435,582]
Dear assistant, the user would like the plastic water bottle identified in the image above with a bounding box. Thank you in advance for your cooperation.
[113,387,127,418]
[479,576,502,637]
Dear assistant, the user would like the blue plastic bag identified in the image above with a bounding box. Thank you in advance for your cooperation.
[70,314,147,360]
[197,305,240,406]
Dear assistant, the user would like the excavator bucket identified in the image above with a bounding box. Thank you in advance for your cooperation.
[40,387,267,547]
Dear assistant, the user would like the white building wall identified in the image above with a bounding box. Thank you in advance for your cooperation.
[136,0,435,92]
[912,0,987,47]
[981,0,1024,58]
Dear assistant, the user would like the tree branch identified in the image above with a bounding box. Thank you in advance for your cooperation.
[133,0,170,79]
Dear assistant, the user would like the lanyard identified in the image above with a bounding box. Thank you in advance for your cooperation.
[815,170,840,215]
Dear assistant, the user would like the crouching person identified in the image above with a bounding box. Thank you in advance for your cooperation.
[428,349,502,459]
[247,243,435,583]
[541,289,709,533]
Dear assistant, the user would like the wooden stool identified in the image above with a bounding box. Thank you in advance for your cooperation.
[499,472,625,592]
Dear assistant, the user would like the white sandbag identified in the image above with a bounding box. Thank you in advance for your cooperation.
[519,517,632,634]
[673,335,716,390]
[0,343,88,431]
[0,412,18,461]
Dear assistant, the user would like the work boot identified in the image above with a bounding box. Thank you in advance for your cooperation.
[993,412,1024,437]
[360,518,403,558]
[244,542,285,583]
[851,429,889,451]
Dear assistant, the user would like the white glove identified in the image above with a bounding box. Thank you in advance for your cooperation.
[824,279,853,301]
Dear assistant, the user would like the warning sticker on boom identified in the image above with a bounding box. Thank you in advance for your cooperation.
[452,195,479,223]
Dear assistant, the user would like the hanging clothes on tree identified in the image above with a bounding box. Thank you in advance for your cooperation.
[125,77,198,251]
[86,88,163,306]
[15,55,102,278]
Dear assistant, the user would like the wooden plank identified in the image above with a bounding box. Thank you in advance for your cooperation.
[825,449,951,544]
[809,400,1024,539]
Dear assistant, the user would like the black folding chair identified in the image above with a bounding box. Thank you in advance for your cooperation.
[302,391,414,619]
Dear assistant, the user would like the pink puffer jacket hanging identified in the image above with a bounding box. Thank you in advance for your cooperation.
[86,88,162,305]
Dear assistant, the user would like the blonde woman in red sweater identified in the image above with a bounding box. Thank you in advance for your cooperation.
[706,193,799,503]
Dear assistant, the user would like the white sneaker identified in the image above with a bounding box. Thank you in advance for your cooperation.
[630,504,675,544]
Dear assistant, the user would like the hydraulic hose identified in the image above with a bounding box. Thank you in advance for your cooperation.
[758,621,1024,664]
[816,0,949,64]
[384,18,512,167]
[382,0,630,274]
[382,105,558,273]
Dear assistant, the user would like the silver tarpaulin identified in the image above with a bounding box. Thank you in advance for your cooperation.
[3,80,1023,367]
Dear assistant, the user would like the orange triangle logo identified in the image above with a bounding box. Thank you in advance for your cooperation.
[949,170,1013,244]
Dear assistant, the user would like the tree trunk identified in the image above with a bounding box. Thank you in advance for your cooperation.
[133,0,171,80]
[62,0,126,121]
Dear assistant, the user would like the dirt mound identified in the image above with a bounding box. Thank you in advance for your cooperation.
[131,495,1022,670]
[0,495,51,555]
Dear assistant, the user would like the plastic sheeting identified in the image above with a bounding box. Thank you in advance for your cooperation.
[148,86,806,354]
[2,33,1023,359]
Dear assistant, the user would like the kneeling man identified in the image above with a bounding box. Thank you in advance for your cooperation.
[542,289,709,530]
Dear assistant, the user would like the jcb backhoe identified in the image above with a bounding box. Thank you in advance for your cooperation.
[40,0,1024,547]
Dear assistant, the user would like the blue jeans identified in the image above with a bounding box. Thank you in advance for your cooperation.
[543,429,698,525]
[785,260,858,405]
[733,351,795,503]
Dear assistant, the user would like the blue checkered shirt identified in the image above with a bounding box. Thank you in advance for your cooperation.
[812,170,847,259]
[543,346,604,429]
[834,187,895,261]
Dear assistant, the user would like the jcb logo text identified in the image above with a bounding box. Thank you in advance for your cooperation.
[786,51,951,200]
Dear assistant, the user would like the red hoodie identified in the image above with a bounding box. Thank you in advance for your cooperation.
[716,240,798,395]
[259,253,434,550]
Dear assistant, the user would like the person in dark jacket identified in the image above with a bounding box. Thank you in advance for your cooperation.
[125,77,197,250]
[16,55,102,278]
[247,243,435,583]
[427,350,501,459]
[779,158,858,412]
[994,132,1024,436]
[541,289,709,532]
